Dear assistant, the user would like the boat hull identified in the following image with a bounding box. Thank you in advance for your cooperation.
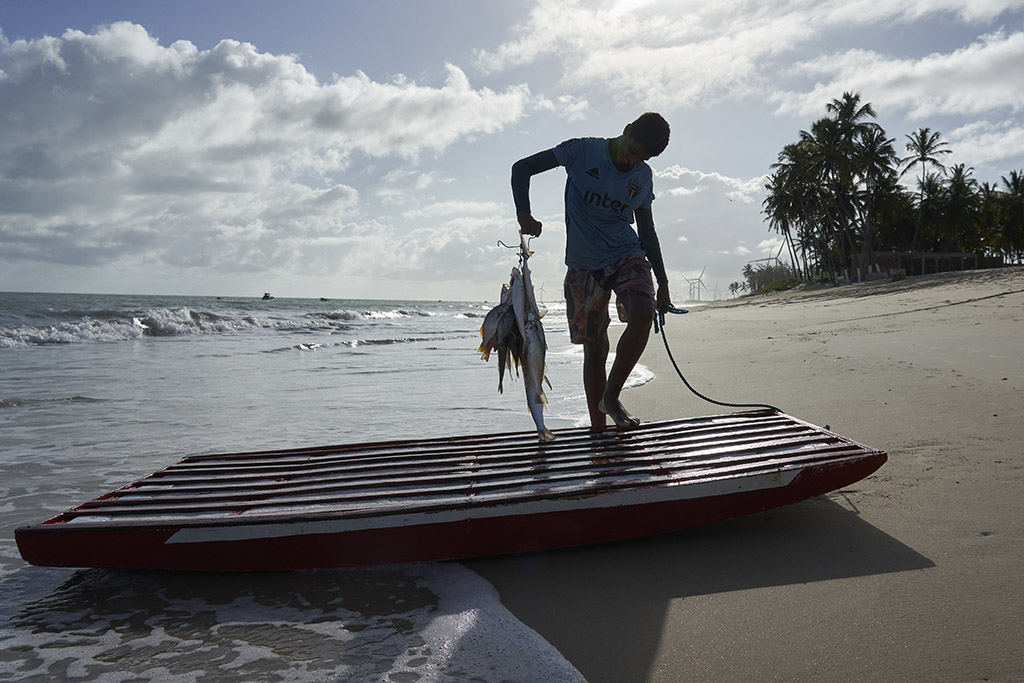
[15,410,886,571]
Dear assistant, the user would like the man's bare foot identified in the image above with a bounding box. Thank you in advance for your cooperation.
[598,397,641,428]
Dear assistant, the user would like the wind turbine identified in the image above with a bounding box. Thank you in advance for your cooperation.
[694,266,709,301]
[683,276,697,301]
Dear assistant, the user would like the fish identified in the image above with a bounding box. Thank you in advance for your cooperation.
[478,267,552,441]
[479,236,554,442]
[512,235,555,442]
[478,279,521,393]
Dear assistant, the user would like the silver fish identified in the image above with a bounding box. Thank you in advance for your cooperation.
[511,236,554,441]
[478,279,521,393]
[479,237,554,442]
[478,282,512,362]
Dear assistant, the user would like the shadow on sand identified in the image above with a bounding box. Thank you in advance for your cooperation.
[464,495,934,683]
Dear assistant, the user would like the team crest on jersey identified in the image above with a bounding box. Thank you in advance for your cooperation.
[627,177,642,199]
[586,167,600,180]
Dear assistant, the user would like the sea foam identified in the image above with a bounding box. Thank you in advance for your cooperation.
[0,562,584,683]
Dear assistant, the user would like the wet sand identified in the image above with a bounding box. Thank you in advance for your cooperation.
[466,266,1024,682]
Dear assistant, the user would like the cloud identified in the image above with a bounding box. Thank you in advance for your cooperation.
[402,200,503,220]
[311,65,531,156]
[774,29,1024,119]
[0,22,532,275]
[475,0,790,107]
[337,221,499,285]
[666,186,706,197]
[710,245,752,258]
[946,119,1024,170]
[476,0,1024,111]
[757,237,785,256]
[811,0,1024,24]
[376,170,451,205]
[656,165,766,204]
[531,94,590,122]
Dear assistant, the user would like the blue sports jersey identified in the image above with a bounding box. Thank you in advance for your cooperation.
[552,137,655,270]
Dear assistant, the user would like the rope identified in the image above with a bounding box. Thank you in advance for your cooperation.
[654,305,781,414]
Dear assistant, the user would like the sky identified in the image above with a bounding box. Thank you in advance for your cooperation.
[2,0,1024,301]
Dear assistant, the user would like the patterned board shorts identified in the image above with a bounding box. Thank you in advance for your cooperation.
[563,254,656,344]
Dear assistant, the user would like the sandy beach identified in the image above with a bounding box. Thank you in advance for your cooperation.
[467,266,1024,683]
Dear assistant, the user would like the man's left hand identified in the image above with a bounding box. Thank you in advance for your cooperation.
[656,282,672,312]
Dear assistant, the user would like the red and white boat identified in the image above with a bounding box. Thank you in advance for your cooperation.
[15,409,886,571]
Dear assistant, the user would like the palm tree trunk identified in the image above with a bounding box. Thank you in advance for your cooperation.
[911,169,924,251]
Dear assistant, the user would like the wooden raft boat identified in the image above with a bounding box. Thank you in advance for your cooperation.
[15,409,886,571]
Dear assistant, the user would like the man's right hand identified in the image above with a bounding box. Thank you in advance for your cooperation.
[517,212,543,237]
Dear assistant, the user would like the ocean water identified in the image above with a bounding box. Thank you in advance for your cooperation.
[0,291,651,682]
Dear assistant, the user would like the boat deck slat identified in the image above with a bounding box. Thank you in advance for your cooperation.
[134,427,829,491]
[169,413,793,471]
[63,445,869,522]
[104,433,844,505]
[177,414,773,462]
[30,410,885,531]
[157,423,809,481]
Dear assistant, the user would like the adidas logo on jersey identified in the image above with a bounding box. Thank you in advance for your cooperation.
[586,167,600,180]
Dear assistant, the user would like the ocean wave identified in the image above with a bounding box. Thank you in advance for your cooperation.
[135,308,254,336]
[316,308,437,322]
[0,560,584,683]
[341,335,464,347]
[265,342,331,353]
[0,295,483,349]
[625,362,655,389]
[0,320,146,347]
[0,395,104,409]
[262,335,476,353]
[318,310,367,322]
[1,308,322,347]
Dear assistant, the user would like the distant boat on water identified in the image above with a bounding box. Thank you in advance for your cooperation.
[262,292,274,300]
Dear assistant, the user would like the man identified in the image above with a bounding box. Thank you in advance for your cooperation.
[511,112,672,430]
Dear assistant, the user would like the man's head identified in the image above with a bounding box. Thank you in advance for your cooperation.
[624,112,670,158]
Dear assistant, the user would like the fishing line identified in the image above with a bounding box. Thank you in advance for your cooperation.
[654,305,781,413]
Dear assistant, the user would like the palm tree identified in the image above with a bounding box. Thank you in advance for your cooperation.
[741,263,755,292]
[977,181,1002,256]
[999,170,1024,263]
[916,172,946,251]
[765,141,825,279]
[763,165,812,281]
[869,172,916,251]
[826,92,877,130]
[800,118,847,259]
[941,164,980,252]
[856,125,898,266]
[805,93,893,275]
[758,93,1021,282]
[900,128,952,250]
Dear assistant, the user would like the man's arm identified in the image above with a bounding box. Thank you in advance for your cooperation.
[511,150,559,236]
[636,207,672,309]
